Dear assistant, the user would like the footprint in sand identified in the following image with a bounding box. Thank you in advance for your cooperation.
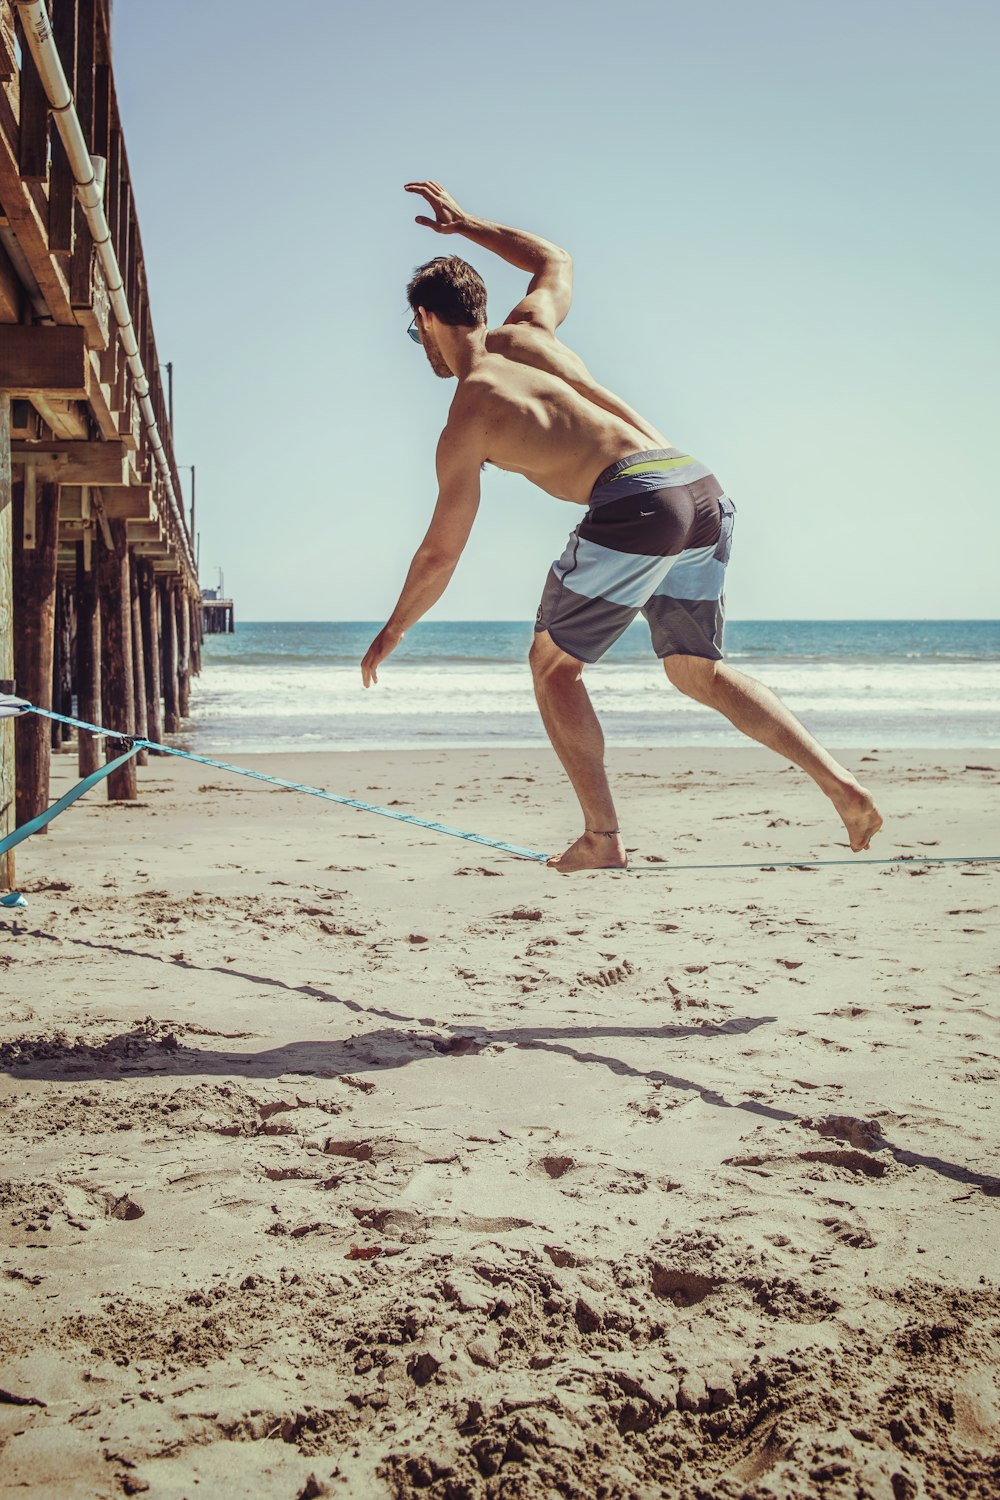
[806,1114,886,1150]
[650,1266,719,1307]
[821,1215,876,1249]
[578,960,635,987]
[725,1147,892,1183]
[535,1155,575,1180]
[323,1138,384,1162]
[352,1206,532,1238]
[799,1148,889,1179]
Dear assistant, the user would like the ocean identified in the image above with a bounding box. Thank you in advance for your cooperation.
[186,620,1000,754]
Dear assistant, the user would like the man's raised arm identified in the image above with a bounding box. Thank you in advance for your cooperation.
[405,180,572,333]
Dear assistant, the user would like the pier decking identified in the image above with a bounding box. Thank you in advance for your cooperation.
[1,0,199,891]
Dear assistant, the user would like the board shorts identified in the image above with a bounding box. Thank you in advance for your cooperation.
[534,448,736,664]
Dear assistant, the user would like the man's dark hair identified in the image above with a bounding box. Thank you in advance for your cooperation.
[406,255,487,327]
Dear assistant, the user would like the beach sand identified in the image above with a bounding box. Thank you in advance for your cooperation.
[1,745,998,1499]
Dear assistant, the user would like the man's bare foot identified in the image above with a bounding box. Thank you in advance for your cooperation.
[547,831,629,874]
[831,780,883,852]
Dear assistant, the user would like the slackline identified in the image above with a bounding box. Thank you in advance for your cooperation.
[0,700,997,898]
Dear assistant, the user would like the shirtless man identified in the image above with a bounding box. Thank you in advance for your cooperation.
[361,182,882,872]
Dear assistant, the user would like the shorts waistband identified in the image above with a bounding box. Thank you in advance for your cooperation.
[590,449,683,494]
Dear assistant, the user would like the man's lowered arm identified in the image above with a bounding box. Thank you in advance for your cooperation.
[361,423,482,687]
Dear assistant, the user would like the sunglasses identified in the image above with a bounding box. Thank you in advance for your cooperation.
[406,315,421,344]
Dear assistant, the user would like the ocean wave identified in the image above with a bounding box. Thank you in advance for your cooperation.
[201,620,1000,670]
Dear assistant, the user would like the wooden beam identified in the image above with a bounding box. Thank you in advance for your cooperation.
[16,12,50,182]
[125,519,161,541]
[13,440,129,487]
[100,484,152,519]
[76,0,97,152]
[86,348,120,437]
[0,240,23,322]
[0,326,90,397]
[90,486,113,549]
[93,63,111,163]
[0,5,16,82]
[97,517,137,799]
[70,212,98,327]
[53,0,80,99]
[49,132,77,255]
[12,479,59,826]
[94,0,113,65]
[0,395,14,889]
[0,91,73,322]
[99,327,118,392]
[29,395,89,439]
[106,124,122,273]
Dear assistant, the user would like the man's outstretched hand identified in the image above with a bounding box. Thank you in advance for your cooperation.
[361,624,404,687]
[405,181,469,234]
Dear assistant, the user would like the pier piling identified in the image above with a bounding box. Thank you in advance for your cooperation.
[13,477,59,826]
[161,578,180,734]
[75,538,101,777]
[97,519,137,800]
[1,393,14,888]
[130,561,149,765]
[139,560,163,753]
[177,587,191,719]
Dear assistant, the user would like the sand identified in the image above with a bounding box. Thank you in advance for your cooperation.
[1,744,998,1499]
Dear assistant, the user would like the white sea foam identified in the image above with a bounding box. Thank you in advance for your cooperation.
[188,658,1000,753]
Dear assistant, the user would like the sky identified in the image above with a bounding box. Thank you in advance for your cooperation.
[112,0,998,622]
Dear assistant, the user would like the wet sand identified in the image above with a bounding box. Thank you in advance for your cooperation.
[1,746,998,1498]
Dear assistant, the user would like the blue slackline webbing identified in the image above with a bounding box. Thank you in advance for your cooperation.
[2,702,998,877]
[16,704,551,862]
[0,745,141,860]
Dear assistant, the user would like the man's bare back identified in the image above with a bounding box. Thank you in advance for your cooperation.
[451,323,669,506]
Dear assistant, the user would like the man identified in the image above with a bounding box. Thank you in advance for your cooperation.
[361,182,882,873]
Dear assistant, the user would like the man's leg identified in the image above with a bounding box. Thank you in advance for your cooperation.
[530,631,628,872]
[662,654,883,850]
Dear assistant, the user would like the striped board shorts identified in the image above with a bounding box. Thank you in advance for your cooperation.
[535,447,736,664]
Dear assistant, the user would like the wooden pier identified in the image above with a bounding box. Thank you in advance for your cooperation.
[202,592,234,635]
[1,0,202,891]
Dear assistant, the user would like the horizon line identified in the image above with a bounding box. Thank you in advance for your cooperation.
[214,617,1000,627]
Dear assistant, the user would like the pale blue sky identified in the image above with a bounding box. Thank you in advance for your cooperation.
[114,0,998,621]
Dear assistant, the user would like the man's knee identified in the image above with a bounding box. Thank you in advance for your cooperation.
[530,631,584,684]
[663,653,723,702]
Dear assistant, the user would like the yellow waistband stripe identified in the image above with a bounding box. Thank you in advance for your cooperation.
[617,456,694,477]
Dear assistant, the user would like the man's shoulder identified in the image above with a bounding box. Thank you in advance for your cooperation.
[484,322,553,356]
[450,363,510,414]
[439,381,496,450]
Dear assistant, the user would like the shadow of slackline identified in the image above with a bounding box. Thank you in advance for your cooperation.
[4,922,997,1196]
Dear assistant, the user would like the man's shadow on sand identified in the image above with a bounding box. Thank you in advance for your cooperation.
[4,921,999,1197]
